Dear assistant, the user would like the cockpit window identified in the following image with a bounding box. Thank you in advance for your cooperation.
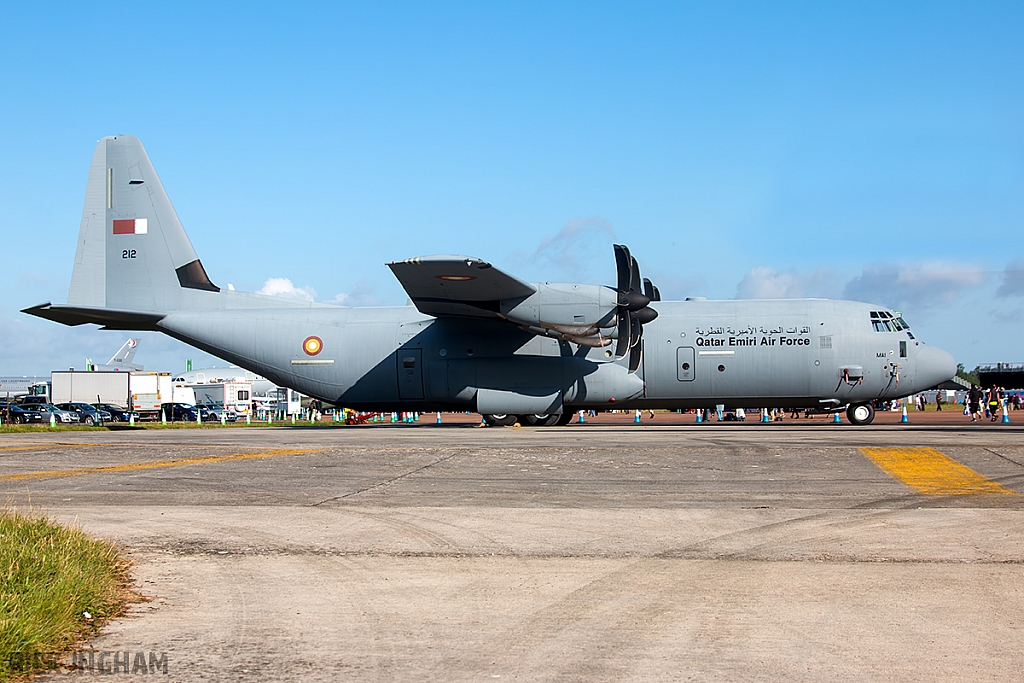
[870,311,912,334]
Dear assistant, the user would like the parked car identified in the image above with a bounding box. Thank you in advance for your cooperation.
[55,402,111,426]
[33,403,80,423]
[92,403,140,422]
[18,395,50,407]
[1,404,47,424]
[197,403,238,422]
[159,402,200,422]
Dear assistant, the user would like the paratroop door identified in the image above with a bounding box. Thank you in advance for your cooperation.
[398,349,424,399]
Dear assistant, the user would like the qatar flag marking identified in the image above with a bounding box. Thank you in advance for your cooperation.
[112,218,148,235]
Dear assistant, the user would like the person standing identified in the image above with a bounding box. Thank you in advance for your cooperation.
[989,388,1001,422]
[935,390,943,412]
[968,384,983,423]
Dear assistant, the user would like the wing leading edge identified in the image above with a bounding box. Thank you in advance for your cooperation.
[387,255,537,319]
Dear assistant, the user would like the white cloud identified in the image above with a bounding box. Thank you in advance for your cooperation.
[842,262,984,310]
[735,266,840,299]
[327,281,384,307]
[256,277,316,302]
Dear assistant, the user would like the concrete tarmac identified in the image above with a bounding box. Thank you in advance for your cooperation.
[3,420,1023,682]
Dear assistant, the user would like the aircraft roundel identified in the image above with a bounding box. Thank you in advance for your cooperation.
[302,336,323,356]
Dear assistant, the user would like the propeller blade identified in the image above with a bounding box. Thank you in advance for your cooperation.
[629,256,642,294]
[643,277,655,300]
[613,244,632,293]
[615,313,630,358]
[628,340,643,373]
[629,313,642,348]
[651,284,661,302]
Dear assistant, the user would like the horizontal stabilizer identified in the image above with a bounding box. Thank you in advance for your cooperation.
[388,256,536,319]
[22,302,164,330]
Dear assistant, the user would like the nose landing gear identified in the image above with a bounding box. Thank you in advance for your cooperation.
[846,402,875,425]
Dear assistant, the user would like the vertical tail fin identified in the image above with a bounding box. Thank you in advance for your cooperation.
[68,135,218,313]
[105,338,139,368]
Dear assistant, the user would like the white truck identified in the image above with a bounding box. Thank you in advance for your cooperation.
[51,371,193,418]
[192,382,253,416]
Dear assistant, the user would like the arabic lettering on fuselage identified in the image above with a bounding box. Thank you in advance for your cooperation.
[693,324,813,348]
[695,325,810,336]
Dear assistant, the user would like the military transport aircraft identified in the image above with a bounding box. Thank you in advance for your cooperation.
[24,135,956,426]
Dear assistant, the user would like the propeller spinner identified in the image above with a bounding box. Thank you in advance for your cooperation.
[613,244,659,373]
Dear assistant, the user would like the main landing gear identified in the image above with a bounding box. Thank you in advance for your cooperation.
[481,413,571,426]
[482,414,518,427]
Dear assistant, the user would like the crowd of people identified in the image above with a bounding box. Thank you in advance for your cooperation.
[967,385,1018,422]
[913,386,1021,421]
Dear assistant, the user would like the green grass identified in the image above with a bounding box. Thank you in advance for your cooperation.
[0,508,133,681]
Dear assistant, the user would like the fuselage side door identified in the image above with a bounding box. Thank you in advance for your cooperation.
[397,349,424,400]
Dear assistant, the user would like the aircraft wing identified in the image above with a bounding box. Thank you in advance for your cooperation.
[388,256,536,319]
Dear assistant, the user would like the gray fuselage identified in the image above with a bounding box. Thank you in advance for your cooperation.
[155,294,955,413]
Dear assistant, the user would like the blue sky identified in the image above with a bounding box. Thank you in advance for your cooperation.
[1,1,1021,375]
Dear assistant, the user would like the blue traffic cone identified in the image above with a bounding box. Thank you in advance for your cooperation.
[436,412,442,424]
[761,409,769,423]
[1002,400,1010,423]
[578,410,585,424]
[634,409,641,423]
[832,412,841,424]
[900,404,909,423]
[695,410,702,423]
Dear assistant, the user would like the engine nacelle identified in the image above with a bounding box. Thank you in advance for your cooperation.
[501,283,619,345]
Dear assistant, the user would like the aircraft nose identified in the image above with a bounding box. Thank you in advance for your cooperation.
[916,344,957,390]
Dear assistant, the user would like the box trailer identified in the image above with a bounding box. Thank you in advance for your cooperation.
[51,371,175,417]
[192,382,252,415]
[52,371,130,407]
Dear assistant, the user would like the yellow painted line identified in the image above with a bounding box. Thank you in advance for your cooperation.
[0,448,316,483]
[860,447,1018,496]
[0,443,104,452]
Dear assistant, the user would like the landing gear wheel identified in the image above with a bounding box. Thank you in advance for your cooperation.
[520,414,561,427]
[846,402,875,425]
[483,414,517,427]
[556,412,575,426]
